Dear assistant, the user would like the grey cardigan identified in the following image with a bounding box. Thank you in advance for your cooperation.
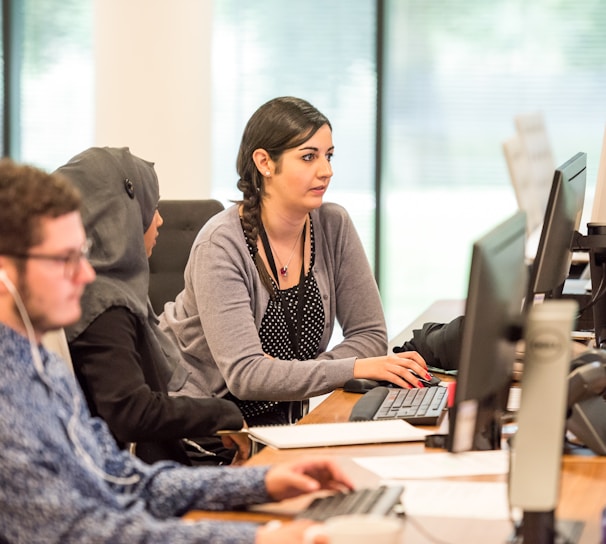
[159,202,387,401]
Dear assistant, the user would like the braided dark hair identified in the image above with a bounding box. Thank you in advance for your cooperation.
[236,96,331,295]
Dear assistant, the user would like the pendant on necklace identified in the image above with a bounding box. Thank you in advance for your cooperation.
[280,266,288,277]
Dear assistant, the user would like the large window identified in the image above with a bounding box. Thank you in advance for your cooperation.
[3,0,93,170]
[380,0,606,335]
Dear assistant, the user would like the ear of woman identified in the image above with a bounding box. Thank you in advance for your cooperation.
[252,148,272,177]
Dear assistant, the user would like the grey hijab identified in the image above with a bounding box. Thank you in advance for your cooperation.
[59,147,187,388]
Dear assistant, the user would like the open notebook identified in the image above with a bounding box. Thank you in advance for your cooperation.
[237,419,431,449]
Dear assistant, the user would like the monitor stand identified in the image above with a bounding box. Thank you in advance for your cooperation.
[508,301,584,544]
[508,511,584,544]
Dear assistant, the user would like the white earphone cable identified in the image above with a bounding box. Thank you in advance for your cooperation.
[0,270,140,487]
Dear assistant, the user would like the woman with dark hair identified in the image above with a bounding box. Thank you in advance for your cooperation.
[160,97,430,428]
[60,147,248,465]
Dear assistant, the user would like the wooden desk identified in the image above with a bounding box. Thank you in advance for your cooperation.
[188,389,606,543]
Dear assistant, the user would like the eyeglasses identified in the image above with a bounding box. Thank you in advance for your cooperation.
[2,239,92,280]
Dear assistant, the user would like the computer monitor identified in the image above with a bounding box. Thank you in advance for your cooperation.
[448,211,527,452]
[524,152,587,312]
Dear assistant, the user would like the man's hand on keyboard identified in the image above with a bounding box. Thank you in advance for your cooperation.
[265,457,354,501]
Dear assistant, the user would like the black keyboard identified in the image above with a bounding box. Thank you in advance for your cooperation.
[296,485,405,521]
[349,385,448,425]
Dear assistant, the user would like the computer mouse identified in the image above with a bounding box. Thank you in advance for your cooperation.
[377,374,442,388]
[408,371,442,387]
[343,378,381,393]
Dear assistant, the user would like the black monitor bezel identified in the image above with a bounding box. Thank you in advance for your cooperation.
[525,152,587,309]
[448,211,527,452]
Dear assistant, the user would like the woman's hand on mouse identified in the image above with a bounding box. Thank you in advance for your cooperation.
[353,350,432,388]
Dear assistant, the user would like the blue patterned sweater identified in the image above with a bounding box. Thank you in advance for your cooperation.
[0,323,270,543]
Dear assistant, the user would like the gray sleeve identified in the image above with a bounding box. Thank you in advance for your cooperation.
[312,204,388,362]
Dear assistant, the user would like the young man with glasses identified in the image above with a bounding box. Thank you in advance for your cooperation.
[0,158,353,543]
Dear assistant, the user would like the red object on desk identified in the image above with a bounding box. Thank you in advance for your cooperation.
[447,381,457,408]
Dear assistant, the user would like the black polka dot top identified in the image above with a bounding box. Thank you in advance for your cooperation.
[233,215,325,425]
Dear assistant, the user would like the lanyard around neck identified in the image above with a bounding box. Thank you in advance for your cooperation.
[259,221,307,357]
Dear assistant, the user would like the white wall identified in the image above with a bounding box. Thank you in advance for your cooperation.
[94,0,213,199]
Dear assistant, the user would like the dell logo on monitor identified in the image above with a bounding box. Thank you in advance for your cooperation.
[527,329,567,363]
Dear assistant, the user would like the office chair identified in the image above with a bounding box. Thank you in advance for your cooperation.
[148,199,224,315]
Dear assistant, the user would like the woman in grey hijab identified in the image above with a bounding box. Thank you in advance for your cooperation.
[60,147,247,465]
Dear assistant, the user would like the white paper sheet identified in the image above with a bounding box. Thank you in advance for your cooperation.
[353,449,509,479]
[383,479,513,520]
